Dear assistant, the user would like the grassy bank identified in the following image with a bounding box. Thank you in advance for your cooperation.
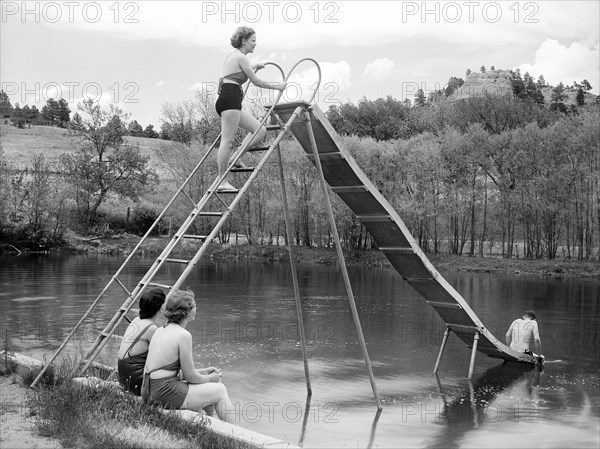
[0,354,252,449]
[29,378,250,449]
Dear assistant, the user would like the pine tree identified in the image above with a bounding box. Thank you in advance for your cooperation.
[0,90,13,118]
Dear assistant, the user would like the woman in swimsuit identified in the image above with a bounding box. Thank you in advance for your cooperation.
[117,288,166,395]
[214,26,286,192]
[142,289,234,421]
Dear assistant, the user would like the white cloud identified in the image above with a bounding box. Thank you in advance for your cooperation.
[285,60,351,105]
[363,58,395,78]
[516,39,600,93]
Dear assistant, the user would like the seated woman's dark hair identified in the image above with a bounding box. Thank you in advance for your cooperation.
[163,289,196,324]
[230,26,255,48]
[139,288,166,319]
[524,310,536,320]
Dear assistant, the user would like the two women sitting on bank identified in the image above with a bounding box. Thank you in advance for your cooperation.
[117,288,234,422]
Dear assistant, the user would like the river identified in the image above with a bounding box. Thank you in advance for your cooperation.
[1,254,598,448]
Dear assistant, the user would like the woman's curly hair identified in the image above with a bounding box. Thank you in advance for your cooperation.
[163,289,196,324]
[230,26,255,49]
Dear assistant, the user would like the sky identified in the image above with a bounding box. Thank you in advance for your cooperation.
[1,0,599,129]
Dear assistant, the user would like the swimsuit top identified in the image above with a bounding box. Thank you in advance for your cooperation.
[146,322,183,375]
[221,70,248,85]
[147,359,181,374]
[119,323,154,360]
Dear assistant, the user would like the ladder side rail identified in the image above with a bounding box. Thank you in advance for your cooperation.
[302,108,382,411]
[170,107,304,292]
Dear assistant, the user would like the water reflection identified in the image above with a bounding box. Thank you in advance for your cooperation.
[430,362,541,447]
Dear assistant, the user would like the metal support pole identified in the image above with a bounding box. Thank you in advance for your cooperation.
[302,109,382,411]
[276,142,312,396]
[433,326,451,374]
[467,331,480,379]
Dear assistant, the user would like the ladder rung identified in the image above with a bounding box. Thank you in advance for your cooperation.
[198,211,224,217]
[427,301,463,310]
[147,282,172,289]
[85,360,116,373]
[380,246,414,254]
[357,214,392,223]
[101,331,123,340]
[183,234,207,240]
[230,167,256,173]
[448,324,480,331]
[331,186,368,193]
[306,152,343,160]
[247,146,270,153]
[164,258,190,264]
[266,124,281,131]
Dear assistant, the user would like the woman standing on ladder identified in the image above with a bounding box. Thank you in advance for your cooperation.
[214,26,286,193]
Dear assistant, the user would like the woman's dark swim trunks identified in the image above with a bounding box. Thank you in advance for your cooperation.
[215,82,243,116]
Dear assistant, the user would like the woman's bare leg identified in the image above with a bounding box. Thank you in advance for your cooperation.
[229,110,267,165]
[217,110,241,177]
[182,382,235,423]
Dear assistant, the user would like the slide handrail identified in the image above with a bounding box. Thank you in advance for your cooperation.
[284,58,322,104]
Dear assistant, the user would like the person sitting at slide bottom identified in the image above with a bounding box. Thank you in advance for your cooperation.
[505,309,544,363]
[141,289,234,421]
[117,288,166,395]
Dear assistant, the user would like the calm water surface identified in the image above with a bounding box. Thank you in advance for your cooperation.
[1,254,599,448]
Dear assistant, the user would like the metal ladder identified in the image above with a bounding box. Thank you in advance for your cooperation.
[30,62,292,387]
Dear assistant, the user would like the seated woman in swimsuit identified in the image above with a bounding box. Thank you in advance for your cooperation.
[141,289,234,421]
[214,26,286,193]
[117,288,166,395]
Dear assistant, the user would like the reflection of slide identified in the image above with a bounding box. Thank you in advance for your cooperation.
[429,362,542,448]
[274,101,538,367]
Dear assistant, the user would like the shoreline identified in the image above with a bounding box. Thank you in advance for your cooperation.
[2,235,598,279]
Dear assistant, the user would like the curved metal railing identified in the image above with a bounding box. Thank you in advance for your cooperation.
[284,57,322,104]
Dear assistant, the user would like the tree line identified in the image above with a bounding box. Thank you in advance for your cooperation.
[0,69,598,260]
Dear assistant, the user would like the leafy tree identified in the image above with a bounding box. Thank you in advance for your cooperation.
[466,68,472,76]
[580,79,592,91]
[144,124,159,138]
[41,98,70,127]
[414,89,427,107]
[550,82,568,113]
[159,122,172,140]
[60,99,158,227]
[444,77,464,97]
[536,75,546,88]
[480,65,486,73]
[576,88,585,106]
[127,120,144,137]
[490,66,495,71]
[0,91,13,118]
[11,104,25,128]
